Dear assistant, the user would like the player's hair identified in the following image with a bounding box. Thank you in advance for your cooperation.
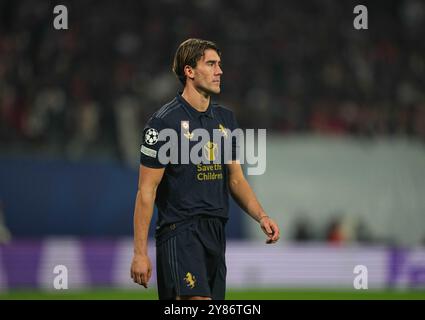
[172,38,221,85]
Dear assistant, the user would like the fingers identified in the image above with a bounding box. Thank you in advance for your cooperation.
[140,273,147,288]
[132,271,147,287]
[131,268,150,288]
[262,223,272,235]
[270,222,280,241]
[131,256,152,288]
[261,224,272,240]
[263,220,280,244]
[147,266,152,281]
[141,267,153,288]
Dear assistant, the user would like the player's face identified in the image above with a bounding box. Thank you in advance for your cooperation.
[192,49,223,95]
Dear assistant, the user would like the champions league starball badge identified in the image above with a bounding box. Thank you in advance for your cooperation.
[144,128,159,145]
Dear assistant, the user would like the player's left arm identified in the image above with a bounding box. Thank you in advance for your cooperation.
[227,161,280,244]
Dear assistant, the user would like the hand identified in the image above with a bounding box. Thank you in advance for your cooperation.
[260,216,280,244]
[130,254,152,288]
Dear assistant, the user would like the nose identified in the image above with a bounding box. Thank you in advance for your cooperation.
[216,65,223,75]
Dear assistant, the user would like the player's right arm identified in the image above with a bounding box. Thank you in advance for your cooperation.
[130,164,165,288]
[131,116,168,287]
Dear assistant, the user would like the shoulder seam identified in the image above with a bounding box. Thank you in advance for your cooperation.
[156,98,178,118]
[157,103,180,119]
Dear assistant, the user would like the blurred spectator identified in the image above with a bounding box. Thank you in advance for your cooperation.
[66,98,101,159]
[0,200,11,244]
[292,215,314,242]
[114,92,141,168]
[0,1,424,166]
[26,85,67,148]
[354,219,374,244]
[325,216,346,245]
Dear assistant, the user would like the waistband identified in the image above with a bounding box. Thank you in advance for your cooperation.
[155,214,226,246]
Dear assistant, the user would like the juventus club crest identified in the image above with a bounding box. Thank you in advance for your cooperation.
[181,120,193,140]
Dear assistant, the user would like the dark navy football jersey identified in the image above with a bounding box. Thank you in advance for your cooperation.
[140,93,240,228]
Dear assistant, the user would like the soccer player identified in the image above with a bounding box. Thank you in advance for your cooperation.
[130,38,280,300]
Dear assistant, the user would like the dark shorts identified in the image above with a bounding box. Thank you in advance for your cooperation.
[155,215,227,300]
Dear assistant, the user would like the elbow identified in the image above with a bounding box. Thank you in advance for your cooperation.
[229,176,244,193]
[137,185,157,204]
[229,178,239,190]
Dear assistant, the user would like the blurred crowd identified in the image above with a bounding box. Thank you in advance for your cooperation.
[292,214,378,245]
[1,0,425,166]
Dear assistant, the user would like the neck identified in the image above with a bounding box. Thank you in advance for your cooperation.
[181,85,210,112]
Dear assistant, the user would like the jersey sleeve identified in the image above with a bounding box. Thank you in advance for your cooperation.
[140,117,168,168]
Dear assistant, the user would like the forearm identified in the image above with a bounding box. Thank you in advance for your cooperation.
[229,177,267,223]
[133,189,156,256]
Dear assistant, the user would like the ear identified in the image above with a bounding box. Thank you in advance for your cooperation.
[184,65,195,81]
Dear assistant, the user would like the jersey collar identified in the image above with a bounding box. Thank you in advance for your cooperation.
[177,93,214,119]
